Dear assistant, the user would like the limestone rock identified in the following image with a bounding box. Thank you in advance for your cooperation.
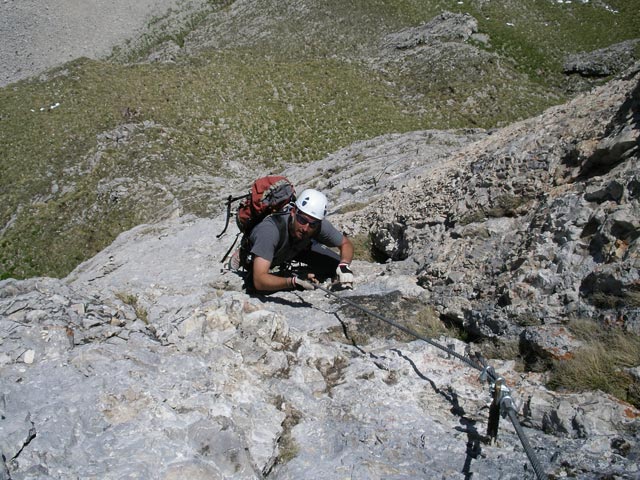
[382,11,479,49]
[563,39,640,77]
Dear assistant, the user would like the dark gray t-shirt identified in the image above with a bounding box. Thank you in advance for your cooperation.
[249,213,343,267]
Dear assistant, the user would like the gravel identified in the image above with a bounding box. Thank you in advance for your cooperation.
[0,0,204,87]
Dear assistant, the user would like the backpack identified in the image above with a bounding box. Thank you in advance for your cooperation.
[217,175,296,263]
[235,175,296,234]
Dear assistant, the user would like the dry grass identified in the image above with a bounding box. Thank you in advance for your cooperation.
[548,318,640,407]
[115,292,149,324]
[270,395,303,467]
[476,338,521,362]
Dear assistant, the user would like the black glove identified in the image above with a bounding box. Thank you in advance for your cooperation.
[291,276,315,291]
[336,263,354,289]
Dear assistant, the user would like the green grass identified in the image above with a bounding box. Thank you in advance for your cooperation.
[467,0,640,81]
[0,53,429,278]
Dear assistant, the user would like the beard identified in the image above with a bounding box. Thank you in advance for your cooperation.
[289,217,315,241]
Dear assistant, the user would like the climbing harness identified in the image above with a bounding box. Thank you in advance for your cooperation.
[313,283,549,480]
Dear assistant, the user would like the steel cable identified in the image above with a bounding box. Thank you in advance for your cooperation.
[314,283,548,480]
[314,284,490,375]
[505,405,549,480]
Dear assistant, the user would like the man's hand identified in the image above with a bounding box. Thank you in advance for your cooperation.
[291,276,316,291]
[336,263,354,289]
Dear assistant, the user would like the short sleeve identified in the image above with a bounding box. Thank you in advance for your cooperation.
[316,220,343,247]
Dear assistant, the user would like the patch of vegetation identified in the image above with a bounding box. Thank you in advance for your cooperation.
[475,338,521,363]
[514,312,544,327]
[458,210,486,226]
[331,293,464,346]
[487,193,531,218]
[413,304,452,339]
[466,0,640,85]
[270,395,303,468]
[349,233,375,263]
[315,356,349,397]
[587,290,640,309]
[473,337,524,372]
[588,292,624,309]
[547,318,640,408]
[626,290,640,307]
[349,232,395,265]
[115,292,149,324]
[0,54,426,278]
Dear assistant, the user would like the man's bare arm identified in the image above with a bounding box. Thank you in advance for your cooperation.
[338,235,354,264]
[252,256,295,291]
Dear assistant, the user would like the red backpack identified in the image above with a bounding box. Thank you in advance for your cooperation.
[235,176,296,234]
[217,176,296,257]
[217,175,295,264]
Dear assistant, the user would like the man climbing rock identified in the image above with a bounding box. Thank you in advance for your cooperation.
[235,188,354,292]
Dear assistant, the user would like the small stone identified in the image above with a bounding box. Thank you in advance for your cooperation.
[70,303,86,315]
[82,317,102,329]
[23,349,35,364]
[26,309,48,322]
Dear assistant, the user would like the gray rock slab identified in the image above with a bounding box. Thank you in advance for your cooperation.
[0,0,211,87]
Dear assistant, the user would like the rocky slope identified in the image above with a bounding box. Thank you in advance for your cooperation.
[1,64,639,478]
[3,1,640,280]
[287,60,640,347]
[0,0,210,87]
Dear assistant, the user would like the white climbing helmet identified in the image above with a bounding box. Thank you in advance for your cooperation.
[295,189,328,220]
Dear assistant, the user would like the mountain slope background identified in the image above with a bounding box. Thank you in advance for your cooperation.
[1,64,639,479]
[1,0,639,279]
[1,1,640,478]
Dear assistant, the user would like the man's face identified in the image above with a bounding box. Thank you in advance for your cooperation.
[291,208,321,240]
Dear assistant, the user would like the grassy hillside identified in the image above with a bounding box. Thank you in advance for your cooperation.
[1,0,639,279]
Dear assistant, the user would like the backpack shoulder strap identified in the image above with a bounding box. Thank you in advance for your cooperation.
[270,211,290,242]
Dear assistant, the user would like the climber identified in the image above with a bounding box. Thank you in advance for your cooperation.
[239,188,354,292]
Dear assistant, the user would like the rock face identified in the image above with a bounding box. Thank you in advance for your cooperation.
[2,218,639,479]
[381,11,479,49]
[357,63,640,347]
[564,39,640,77]
[1,67,640,480]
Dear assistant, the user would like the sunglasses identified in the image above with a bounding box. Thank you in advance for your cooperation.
[295,211,321,228]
